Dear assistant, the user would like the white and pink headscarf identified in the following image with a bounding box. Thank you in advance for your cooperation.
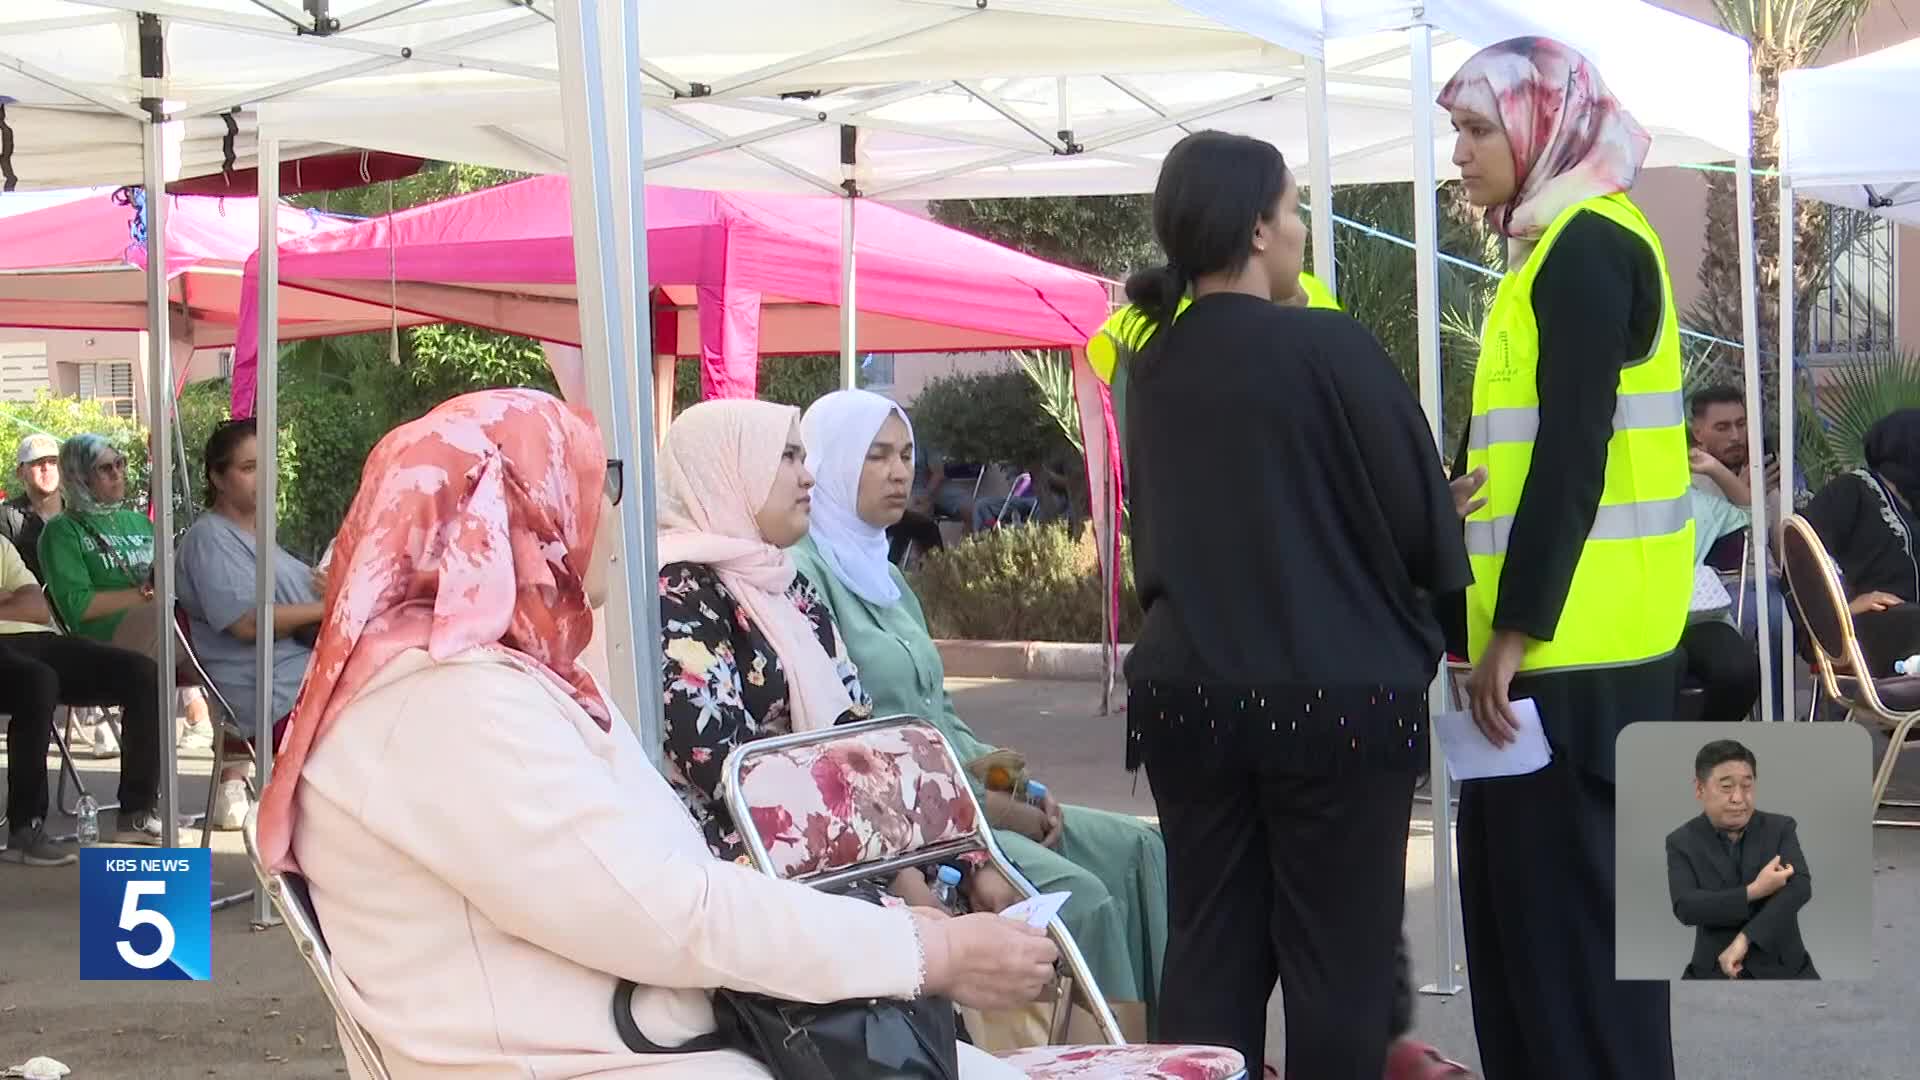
[1438,37,1651,257]
[656,399,855,734]
[257,388,609,871]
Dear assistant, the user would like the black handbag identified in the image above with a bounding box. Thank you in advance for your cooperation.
[611,978,961,1080]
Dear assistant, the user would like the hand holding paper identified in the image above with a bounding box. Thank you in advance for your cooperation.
[1435,698,1552,780]
[1000,891,1071,930]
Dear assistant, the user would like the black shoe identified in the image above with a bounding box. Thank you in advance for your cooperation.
[1,819,79,867]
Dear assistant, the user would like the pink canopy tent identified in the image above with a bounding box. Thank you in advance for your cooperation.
[228,176,1112,415]
[0,190,385,370]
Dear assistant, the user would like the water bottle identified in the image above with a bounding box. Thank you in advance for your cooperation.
[1897,655,1920,676]
[1021,779,1049,809]
[931,865,963,911]
[75,795,99,846]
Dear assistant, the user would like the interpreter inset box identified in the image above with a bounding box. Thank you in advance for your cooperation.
[1615,722,1872,981]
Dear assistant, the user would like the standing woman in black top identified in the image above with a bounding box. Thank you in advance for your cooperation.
[1123,131,1470,1079]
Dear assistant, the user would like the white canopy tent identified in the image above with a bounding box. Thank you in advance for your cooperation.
[1,2,1759,980]
[1775,37,1920,711]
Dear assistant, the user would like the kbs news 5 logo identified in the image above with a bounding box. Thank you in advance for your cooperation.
[80,849,211,980]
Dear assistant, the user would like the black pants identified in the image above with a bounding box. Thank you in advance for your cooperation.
[1144,732,1416,1078]
[1853,602,1920,675]
[1458,758,1674,1080]
[1679,620,1760,723]
[0,632,160,828]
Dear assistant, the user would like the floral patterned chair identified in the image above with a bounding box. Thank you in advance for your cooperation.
[721,714,1248,1080]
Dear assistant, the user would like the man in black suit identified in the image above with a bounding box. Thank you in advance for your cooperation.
[1665,739,1818,980]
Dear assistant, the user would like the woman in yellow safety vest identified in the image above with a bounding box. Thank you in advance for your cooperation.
[1440,37,1690,1080]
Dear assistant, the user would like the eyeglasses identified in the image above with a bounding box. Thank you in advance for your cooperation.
[605,458,624,506]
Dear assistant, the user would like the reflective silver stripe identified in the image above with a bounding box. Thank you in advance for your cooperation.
[1466,494,1693,557]
[1466,390,1684,451]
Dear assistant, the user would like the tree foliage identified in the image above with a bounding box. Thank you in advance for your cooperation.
[0,392,151,505]
[928,195,1157,280]
[909,368,1071,470]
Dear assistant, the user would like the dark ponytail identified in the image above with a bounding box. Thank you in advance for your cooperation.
[1131,130,1290,334]
[1125,263,1190,329]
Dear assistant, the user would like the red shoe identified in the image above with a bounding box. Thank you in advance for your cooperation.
[1384,1039,1475,1079]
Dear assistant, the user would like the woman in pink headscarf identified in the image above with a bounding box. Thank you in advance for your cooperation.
[256,388,1054,1079]
[1438,37,1687,1080]
[653,399,1026,913]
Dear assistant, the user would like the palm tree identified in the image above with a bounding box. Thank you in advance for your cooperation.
[1692,0,1882,359]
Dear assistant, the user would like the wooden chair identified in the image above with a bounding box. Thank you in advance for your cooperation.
[721,714,1247,1080]
[1779,515,1920,823]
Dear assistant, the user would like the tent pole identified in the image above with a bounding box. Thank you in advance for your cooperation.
[1305,57,1336,298]
[555,0,662,759]
[253,133,282,926]
[839,124,860,391]
[1408,21,1461,999]
[1731,156,1774,725]
[1775,165,1798,718]
[142,113,182,852]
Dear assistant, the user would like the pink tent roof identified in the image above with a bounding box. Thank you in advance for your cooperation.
[231,176,1112,412]
[0,191,380,350]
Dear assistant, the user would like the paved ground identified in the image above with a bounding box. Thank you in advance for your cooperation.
[3,681,1920,1078]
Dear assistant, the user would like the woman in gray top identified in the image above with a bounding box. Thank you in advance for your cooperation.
[177,418,326,830]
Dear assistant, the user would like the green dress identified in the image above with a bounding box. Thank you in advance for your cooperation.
[790,536,1168,1020]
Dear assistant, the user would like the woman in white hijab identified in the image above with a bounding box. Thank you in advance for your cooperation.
[790,389,1168,1041]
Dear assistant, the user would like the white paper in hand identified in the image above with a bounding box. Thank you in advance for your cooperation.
[1000,891,1071,929]
[1434,698,1552,780]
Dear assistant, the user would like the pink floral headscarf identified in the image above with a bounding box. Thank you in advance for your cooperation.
[656,399,854,734]
[258,388,609,871]
[1438,37,1650,253]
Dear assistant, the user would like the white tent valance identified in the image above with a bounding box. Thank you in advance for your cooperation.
[3,2,1747,198]
[1780,36,1920,226]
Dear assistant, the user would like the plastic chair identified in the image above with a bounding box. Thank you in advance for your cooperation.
[1780,515,1920,823]
[720,714,1247,1080]
[241,809,391,1080]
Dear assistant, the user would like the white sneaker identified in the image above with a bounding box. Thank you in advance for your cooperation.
[177,722,215,752]
[90,721,120,760]
[210,779,251,832]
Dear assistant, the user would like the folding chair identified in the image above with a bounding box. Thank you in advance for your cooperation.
[242,809,391,1080]
[990,471,1036,529]
[1780,515,1920,825]
[721,714,1247,1080]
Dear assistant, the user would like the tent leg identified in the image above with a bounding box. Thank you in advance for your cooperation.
[653,352,675,445]
[840,189,858,390]
[556,0,664,761]
[253,134,283,928]
[1100,460,1115,717]
[143,116,181,853]
[1407,21,1461,998]
[1775,168,1798,718]
[1305,57,1336,297]
[1732,156,1774,724]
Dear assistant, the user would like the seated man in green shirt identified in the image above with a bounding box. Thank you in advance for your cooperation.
[0,535,164,861]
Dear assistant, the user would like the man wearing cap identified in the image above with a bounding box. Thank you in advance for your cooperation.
[1,432,62,582]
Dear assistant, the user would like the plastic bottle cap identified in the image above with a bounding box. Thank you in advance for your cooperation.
[936,865,963,886]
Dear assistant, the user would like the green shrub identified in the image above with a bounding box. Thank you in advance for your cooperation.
[910,368,1073,469]
[909,522,1141,643]
[0,391,151,505]
[672,353,850,417]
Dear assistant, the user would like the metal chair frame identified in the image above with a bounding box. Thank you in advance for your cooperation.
[39,585,123,823]
[721,713,1127,1047]
[242,810,391,1080]
[1779,514,1920,826]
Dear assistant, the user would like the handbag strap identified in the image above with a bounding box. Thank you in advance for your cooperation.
[611,979,730,1055]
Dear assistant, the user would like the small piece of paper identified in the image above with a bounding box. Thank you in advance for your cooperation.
[1000,891,1071,929]
[1434,698,1552,780]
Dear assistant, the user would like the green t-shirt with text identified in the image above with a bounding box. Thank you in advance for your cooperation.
[38,507,154,641]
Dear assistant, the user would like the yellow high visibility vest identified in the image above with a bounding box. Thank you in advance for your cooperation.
[1087,273,1339,449]
[1463,193,1692,673]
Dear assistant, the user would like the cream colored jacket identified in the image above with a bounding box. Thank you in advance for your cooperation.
[294,646,1018,1079]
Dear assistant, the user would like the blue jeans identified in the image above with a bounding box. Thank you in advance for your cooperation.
[1737,576,1789,719]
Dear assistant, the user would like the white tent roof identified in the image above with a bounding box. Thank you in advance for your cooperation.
[1780,36,1920,226]
[2,2,1747,197]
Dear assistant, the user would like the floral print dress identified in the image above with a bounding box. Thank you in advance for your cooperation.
[659,561,871,863]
